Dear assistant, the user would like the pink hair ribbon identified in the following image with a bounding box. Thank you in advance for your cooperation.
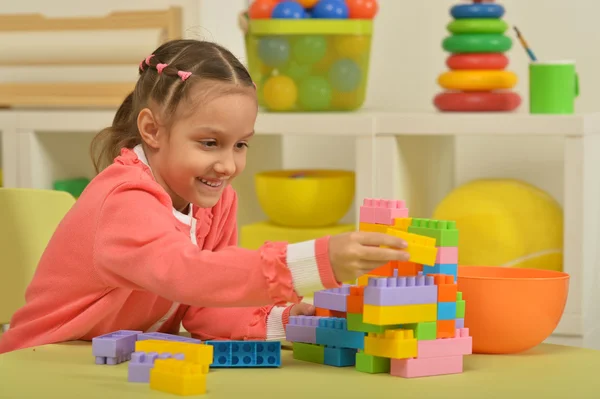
[178,71,192,81]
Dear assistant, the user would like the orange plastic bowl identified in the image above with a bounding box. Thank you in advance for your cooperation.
[457,265,569,354]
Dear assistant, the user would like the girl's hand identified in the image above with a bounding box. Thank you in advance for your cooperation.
[328,231,409,282]
[290,302,315,317]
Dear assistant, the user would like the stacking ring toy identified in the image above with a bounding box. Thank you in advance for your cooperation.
[434,91,521,112]
[443,34,512,53]
[447,18,508,34]
[438,70,517,91]
[447,53,509,70]
[450,3,505,19]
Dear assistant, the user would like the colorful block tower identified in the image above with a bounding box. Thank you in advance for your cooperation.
[286,198,472,378]
[434,0,521,112]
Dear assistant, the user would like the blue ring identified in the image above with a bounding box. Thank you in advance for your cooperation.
[450,4,505,19]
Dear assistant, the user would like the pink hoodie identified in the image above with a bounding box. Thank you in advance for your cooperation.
[0,146,340,354]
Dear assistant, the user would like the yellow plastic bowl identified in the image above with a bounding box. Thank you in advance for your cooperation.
[255,169,355,227]
[245,19,373,112]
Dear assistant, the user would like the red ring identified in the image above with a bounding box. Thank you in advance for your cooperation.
[446,53,509,70]
[434,91,521,112]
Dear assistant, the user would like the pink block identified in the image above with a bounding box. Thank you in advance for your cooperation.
[391,355,463,378]
[359,198,378,223]
[360,198,409,225]
[435,247,459,264]
[417,328,472,358]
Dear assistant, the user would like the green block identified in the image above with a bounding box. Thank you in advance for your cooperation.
[293,342,324,364]
[355,352,390,374]
[456,292,466,318]
[402,321,437,340]
[408,218,459,247]
[347,313,401,334]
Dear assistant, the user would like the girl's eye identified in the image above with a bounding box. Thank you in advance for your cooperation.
[236,142,249,149]
[199,140,217,147]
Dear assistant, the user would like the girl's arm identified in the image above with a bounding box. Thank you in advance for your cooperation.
[92,181,339,308]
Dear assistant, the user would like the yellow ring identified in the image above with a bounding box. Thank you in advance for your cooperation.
[438,70,517,91]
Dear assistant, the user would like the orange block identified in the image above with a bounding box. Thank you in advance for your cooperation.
[371,261,396,277]
[437,319,456,339]
[395,261,423,277]
[430,274,458,302]
[315,308,346,318]
[346,286,365,314]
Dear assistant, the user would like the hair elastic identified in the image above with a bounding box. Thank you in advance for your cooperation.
[177,71,192,81]
[156,63,168,74]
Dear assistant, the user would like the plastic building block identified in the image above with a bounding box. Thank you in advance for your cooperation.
[355,352,390,374]
[437,302,457,320]
[402,322,437,341]
[437,319,456,339]
[346,286,365,314]
[456,318,464,329]
[92,330,141,365]
[292,342,324,364]
[315,318,365,350]
[137,332,202,344]
[360,198,409,225]
[128,351,185,383]
[417,328,472,358]
[359,222,388,234]
[392,217,413,231]
[431,274,457,302]
[357,274,375,287]
[435,246,459,264]
[395,261,423,277]
[150,358,206,396]
[315,308,346,318]
[314,285,350,312]
[456,292,466,318]
[364,329,417,359]
[422,264,458,281]
[390,355,463,378]
[285,316,323,344]
[363,303,437,326]
[385,228,438,266]
[206,341,281,368]
[324,347,357,367]
[408,218,459,247]
[370,261,396,277]
[135,340,213,365]
[346,312,401,334]
[364,272,437,306]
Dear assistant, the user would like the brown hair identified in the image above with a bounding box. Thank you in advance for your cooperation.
[90,39,254,173]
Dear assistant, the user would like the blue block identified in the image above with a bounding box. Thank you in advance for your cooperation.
[422,264,458,281]
[315,318,365,350]
[437,302,457,320]
[324,347,356,367]
[206,341,281,368]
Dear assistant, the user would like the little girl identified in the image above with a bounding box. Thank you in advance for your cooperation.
[0,39,408,354]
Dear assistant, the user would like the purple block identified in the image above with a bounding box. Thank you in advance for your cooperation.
[363,272,437,306]
[456,318,464,329]
[313,285,351,312]
[137,332,202,344]
[92,330,141,365]
[285,316,324,344]
[128,351,185,383]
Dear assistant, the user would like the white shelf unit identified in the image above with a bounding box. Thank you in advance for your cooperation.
[0,109,598,349]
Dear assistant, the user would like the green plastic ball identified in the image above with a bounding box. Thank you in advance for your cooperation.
[329,58,362,92]
[298,76,332,111]
[292,35,328,65]
[281,60,312,82]
[258,37,291,67]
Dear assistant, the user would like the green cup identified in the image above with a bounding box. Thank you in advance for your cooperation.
[529,61,579,114]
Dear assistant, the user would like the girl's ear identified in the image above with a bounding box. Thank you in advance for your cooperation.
[137,108,162,149]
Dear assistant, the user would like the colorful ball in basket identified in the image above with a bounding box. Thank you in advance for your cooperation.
[244,18,373,111]
[255,170,355,227]
[272,1,305,19]
[433,179,563,272]
[312,0,349,19]
[247,0,378,20]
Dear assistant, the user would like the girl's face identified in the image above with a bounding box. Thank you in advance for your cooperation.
[141,83,258,211]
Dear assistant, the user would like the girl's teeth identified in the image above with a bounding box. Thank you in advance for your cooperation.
[200,179,221,187]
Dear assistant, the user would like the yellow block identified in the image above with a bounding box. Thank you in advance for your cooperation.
[135,340,213,367]
[150,358,206,396]
[359,222,388,233]
[364,329,417,359]
[363,303,437,325]
[240,221,355,250]
[357,274,378,286]
[438,70,518,91]
[385,228,438,266]
[392,217,412,231]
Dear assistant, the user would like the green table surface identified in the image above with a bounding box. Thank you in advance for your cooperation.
[0,342,599,398]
